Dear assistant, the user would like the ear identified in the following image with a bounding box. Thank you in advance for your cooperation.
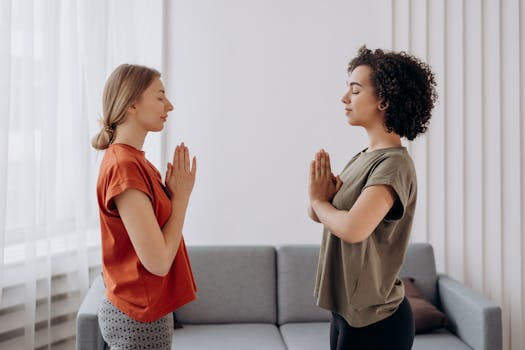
[127,103,137,115]
[378,101,389,111]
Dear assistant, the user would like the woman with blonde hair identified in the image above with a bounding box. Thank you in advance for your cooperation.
[92,64,197,349]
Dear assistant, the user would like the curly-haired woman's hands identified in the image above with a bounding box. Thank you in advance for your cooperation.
[165,142,196,202]
[308,149,342,205]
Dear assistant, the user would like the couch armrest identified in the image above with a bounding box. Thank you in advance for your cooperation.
[438,274,502,350]
[76,275,106,350]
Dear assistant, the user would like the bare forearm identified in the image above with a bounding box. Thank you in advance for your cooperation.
[313,186,398,244]
[161,198,189,263]
[311,200,353,242]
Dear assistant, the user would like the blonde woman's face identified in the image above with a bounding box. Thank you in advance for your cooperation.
[133,77,174,132]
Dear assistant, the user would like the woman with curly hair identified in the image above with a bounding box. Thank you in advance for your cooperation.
[308,46,437,349]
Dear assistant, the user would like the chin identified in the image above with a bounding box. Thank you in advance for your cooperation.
[150,125,164,132]
[347,116,359,126]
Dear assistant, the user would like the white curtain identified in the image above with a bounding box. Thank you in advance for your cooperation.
[0,1,164,348]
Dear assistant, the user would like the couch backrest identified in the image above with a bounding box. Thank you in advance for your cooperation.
[175,246,277,324]
[276,242,438,324]
[276,245,332,324]
[399,242,438,305]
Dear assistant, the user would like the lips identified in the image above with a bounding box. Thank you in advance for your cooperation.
[161,116,167,121]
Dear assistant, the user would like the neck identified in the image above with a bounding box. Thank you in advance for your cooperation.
[364,123,402,152]
[112,123,147,151]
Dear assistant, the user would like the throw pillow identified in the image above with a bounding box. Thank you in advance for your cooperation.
[403,277,447,334]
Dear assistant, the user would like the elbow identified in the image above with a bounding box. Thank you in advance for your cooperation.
[338,228,370,244]
[143,263,170,277]
[141,253,172,277]
[309,214,321,223]
[148,266,170,277]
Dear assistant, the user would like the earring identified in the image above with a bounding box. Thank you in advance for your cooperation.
[378,103,387,111]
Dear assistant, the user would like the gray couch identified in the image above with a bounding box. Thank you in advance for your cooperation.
[76,243,501,350]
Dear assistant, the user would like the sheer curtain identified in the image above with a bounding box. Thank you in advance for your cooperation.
[0,1,163,348]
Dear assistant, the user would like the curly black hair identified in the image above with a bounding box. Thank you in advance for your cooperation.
[348,46,437,140]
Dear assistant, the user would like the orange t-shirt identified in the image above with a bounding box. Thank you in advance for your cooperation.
[96,143,197,322]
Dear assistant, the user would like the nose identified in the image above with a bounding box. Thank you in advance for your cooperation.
[165,98,174,112]
[341,90,351,104]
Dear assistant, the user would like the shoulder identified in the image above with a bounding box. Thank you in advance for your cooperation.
[365,149,416,188]
[97,146,154,207]
[100,146,147,181]
[103,145,143,166]
[372,149,414,172]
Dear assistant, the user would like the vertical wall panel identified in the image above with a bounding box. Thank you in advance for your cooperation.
[501,1,523,349]
[387,0,394,50]
[393,0,411,52]
[482,0,504,322]
[463,0,484,294]
[426,0,446,273]
[521,0,525,341]
[481,0,505,337]
[444,0,465,282]
[409,0,429,243]
[394,0,411,157]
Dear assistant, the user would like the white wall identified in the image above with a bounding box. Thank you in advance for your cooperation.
[163,0,390,245]
[161,1,523,349]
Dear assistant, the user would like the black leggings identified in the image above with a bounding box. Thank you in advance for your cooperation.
[330,297,414,350]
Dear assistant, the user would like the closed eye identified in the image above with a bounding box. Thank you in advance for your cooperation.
[348,81,363,94]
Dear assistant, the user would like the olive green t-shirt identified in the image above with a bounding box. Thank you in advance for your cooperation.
[314,146,417,327]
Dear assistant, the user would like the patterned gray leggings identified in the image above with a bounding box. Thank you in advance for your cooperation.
[98,297,174,350]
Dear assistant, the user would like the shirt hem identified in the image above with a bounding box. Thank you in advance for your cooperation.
[316,297,403,328]
[106,291,197,323]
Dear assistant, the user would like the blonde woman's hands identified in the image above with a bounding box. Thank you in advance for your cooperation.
[308,149,342,205]
[165,142,197,202]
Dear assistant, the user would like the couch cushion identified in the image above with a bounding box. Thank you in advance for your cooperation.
[279,322,330,350]
[413,328,473,350]
[171,324,287,350]
[281,323,471,350]
[399,243,438,305]
[175,246,277,324]
[276,245,331,324]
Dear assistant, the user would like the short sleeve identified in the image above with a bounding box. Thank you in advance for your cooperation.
[103,158,153,212]
[362,155,414,221]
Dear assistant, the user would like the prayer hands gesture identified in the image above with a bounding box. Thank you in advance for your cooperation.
[308,149,342,204]
[165,142,197,202]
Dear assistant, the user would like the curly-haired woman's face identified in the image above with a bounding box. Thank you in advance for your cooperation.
[341,65,384,128]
